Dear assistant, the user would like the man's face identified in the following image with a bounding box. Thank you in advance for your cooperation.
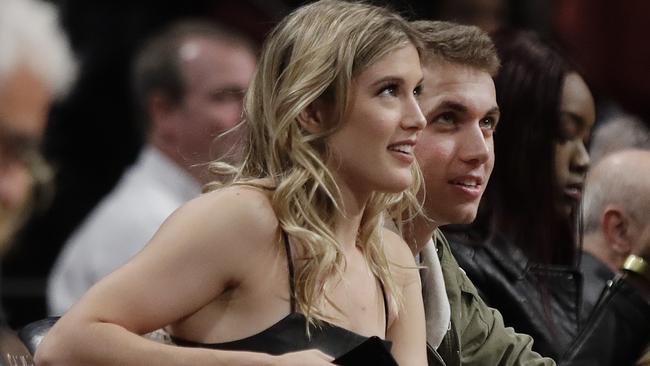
[415,60,499,226]
[174,37,256,180]
[0,66,50,248]
[629,156,650,260]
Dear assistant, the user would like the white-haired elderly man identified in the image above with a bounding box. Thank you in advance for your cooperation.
[0,0,76,255]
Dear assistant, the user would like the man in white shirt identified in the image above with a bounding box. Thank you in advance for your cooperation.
[47,20,256,314]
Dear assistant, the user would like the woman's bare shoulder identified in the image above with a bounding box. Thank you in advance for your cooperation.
[381,228,419,276]
[381,228,414,259]
[190,183,277,226]
[151,182,280,255]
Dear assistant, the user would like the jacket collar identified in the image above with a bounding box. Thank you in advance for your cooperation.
[482,232,531,280]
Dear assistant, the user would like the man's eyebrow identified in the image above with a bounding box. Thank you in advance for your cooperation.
[437,100,469,113]
[485,106,500,117]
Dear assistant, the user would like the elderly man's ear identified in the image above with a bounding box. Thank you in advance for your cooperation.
[602,206,633,256]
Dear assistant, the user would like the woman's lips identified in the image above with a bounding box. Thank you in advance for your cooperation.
[563,184,583,201]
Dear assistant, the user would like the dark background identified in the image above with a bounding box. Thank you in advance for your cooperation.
[2,0,648,328]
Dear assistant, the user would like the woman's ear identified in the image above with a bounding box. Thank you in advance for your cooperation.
[297,99,329,134]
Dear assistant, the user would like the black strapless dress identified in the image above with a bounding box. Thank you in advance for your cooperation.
[171,231,397,365]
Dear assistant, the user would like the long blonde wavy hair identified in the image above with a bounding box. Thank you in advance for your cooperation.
[210,0,423,328]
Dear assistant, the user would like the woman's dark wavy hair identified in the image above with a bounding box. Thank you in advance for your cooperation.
[476,29,578,266]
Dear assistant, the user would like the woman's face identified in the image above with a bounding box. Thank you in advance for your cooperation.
[325,43,426,197]
[554,72,595,218]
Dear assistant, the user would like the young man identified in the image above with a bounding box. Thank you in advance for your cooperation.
[412,20,650,366]
[409,20,553,366]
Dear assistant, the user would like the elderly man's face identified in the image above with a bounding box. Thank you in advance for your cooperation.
[0,66,50,249]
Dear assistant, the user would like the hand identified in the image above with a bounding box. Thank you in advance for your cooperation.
[271,349,334,365]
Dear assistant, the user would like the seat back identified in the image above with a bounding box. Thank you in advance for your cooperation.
[0,326,34,366]
[17,317,58,356]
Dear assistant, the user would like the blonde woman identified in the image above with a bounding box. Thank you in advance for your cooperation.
[35,1,427,365]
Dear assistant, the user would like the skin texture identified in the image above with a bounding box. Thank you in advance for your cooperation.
[151,36,256,183]
[35,43,427,366]
[411,60,498,250]
[554,72,595,218]
[0,66,49,250]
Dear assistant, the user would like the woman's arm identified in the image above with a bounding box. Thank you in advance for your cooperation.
[383,229,427,366]
[35,187,333,366]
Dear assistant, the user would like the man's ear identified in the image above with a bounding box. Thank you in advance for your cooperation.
[149,92,180,143]
[602,206,632,256]
[297,99,329,134]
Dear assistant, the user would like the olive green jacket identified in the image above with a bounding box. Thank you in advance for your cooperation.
[422,238,555,366]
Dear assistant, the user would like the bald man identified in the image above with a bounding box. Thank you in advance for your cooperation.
[582,149,650,316]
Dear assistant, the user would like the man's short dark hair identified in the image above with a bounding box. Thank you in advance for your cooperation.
[411,20,500,76]
[132,20,255,127]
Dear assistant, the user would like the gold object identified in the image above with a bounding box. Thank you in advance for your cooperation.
[622,254,650,283]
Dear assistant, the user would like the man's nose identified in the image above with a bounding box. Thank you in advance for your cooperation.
[460,124,490,165]
[0,164,33,210]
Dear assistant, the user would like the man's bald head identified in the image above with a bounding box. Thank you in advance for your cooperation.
[583,149,650,270]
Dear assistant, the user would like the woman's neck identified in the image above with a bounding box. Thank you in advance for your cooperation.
[329,170,372,251]
[333,183,367,252]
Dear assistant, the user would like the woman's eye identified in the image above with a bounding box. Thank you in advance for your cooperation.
[378,84,398,97]
[558,114,581,141]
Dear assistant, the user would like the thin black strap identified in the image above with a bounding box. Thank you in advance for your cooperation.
[380,281,389,334]
[283,229,387,332]
[281,230,297,313]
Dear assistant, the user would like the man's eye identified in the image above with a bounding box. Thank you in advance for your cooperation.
[413,84,423,97]
[479,117,497,130]
[436,112,455,124]
[211,89,246,102]
[0,140,38,168]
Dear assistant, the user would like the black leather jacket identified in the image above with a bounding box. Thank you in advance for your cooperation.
[579,251,615,321]
[446,230,650,365]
